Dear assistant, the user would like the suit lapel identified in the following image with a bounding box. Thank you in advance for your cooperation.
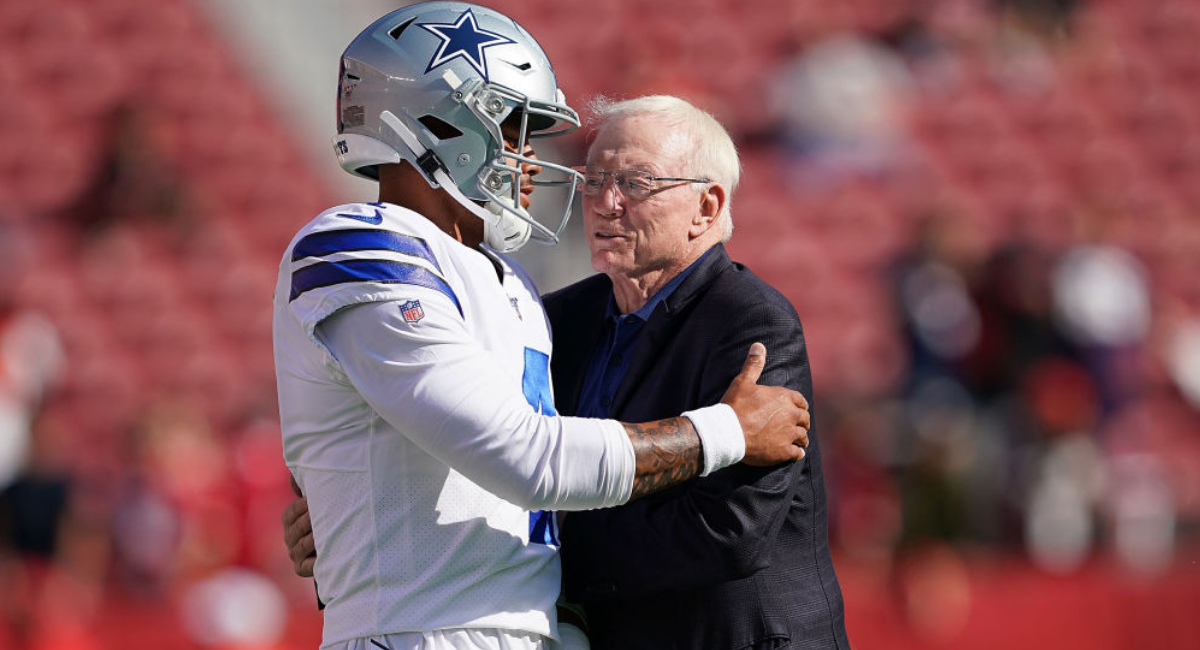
[611,245,733,415]
[550,279,611,415]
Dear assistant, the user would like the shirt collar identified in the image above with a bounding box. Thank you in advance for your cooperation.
[605,246,717,322]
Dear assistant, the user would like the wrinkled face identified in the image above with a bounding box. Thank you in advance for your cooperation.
[582,115,702,279]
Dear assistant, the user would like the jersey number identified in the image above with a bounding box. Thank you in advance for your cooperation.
[523,348,559,546]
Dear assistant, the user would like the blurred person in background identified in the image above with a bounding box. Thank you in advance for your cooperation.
[0,223,95,648]
[769,12,916,189]
[273,4,809,650]
[286,94,849,650]
[880,191,1185,582]
[0,223,65,493]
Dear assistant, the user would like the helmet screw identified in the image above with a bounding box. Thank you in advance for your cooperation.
[486,173,504,190]
[457,153,470,166]
[486,97,505,113]
[452,91,464,101]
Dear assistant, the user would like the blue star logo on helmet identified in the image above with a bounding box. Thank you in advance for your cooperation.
[419,9,515,81]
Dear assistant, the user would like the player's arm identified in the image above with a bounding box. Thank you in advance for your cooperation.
[279,324,808,583]
[561,303,814,599]
[316,297,808,512]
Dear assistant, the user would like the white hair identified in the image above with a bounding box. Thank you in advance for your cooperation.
[588,95,740,242]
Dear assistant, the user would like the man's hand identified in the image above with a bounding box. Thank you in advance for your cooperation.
[721,342,810,466]
[283,474,317,578]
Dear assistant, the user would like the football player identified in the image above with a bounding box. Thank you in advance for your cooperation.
[272,3,810,650]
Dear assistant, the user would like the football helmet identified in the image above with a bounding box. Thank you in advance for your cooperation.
[333,1,582,252]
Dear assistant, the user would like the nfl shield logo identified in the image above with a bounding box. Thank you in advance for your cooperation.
[400,300,424,324]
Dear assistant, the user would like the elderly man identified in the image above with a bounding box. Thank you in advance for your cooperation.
[544,95,849,650]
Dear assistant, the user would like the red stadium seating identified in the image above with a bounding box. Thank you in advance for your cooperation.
[2,0,1199,648]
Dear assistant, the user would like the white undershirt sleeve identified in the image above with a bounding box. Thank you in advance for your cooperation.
[316,297,636,511]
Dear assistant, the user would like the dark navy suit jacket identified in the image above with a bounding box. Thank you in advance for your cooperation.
[543,245,850,650]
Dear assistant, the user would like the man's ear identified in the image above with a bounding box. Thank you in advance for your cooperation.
[690,183,726,238]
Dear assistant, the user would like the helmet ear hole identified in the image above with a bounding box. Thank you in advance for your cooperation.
[418,115,464,141]
[388,17,416,40]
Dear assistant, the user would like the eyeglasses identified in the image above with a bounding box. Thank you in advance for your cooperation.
[572,167,711,199]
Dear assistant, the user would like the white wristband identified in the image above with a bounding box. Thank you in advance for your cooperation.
[683,403,745,476]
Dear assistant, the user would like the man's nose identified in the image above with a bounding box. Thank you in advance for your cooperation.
[514,142,541,177]
[522,153,542,178]
[592,179,623,217]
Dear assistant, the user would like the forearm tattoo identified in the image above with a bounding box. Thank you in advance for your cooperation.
[624,416,704,499]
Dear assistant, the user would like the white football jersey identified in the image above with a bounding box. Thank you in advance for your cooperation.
[272,202,635,648]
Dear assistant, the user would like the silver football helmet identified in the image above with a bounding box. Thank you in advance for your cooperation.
[333,1,582,252]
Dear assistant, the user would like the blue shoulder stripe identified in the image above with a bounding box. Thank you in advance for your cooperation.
[292,229,442,273]
[290,259,462,315]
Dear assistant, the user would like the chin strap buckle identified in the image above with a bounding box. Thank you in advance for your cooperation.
[416,149,444,179]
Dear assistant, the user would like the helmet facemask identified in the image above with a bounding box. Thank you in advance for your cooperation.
[332,3,583,253]
[460,79,583,250]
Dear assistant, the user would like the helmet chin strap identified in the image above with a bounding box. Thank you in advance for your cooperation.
[482,195,534,252]
[380,111,532,253]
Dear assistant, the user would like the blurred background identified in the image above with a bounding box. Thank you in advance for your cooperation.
[1,0,1199,648]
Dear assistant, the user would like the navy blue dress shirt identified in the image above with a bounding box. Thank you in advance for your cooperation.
[575,248,715,419]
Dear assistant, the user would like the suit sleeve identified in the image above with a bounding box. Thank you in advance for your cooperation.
[560,301,812,600]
